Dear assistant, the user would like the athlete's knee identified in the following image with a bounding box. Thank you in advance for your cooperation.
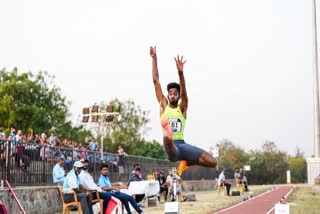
[199,152,217,167]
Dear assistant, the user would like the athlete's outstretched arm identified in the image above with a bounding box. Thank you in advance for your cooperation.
[150,46,167,113]
[175,55,188,117]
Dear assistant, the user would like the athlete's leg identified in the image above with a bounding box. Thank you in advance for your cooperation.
[176,142,217,172]
[163,136,179,162]
[195,151,217,168]
[161,115,179,162]
[178,152,216,176]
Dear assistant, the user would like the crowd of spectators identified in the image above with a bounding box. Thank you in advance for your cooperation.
[0,126,103,173]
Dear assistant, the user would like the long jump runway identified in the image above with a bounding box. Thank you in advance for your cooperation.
[210,185,295,214]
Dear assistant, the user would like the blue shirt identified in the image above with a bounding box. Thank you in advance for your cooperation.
[50,136,57,146]
[89,141,96,151]
[53,163,65,184]
[98,175,112,192]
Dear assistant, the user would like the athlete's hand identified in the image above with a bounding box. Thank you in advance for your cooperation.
[150,46,157,58]
[174,55,186,74]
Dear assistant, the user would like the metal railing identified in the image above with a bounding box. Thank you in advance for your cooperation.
[0,140,217,186]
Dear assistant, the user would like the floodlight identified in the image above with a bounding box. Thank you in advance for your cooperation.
[106,105,113,112]
[82,107,89,123]
[92,105,99,113]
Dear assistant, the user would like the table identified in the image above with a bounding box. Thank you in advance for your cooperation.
[128,180,160,207]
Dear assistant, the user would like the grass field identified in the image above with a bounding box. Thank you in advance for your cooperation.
[288,185,320,214]
[143,185,271,214]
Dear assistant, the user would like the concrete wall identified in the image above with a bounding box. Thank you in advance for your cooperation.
[0,180,223,213]
[0,186,61,214]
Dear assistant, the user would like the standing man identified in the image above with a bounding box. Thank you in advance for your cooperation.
[150,46,217,175]
[239,168,249,192]
[98,164,145,214]
[78,159,111,214]
[117,145,127,181]
[52,157,66,186]
[63,161,93,214]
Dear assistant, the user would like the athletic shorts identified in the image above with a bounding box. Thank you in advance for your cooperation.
[165,140,204,163]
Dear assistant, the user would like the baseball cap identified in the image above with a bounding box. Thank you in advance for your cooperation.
[73,161,84,168]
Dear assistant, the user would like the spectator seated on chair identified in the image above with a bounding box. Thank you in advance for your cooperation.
[127,167,145,203]
[217,168,231,196]
[99,164,145,214]
[234,167,242,191]
[62,161,93,214]
[53,158,66,186]
[157,170,168,202]
[79,159,111,214]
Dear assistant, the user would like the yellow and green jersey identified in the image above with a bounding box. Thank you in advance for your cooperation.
[161,105,185,140]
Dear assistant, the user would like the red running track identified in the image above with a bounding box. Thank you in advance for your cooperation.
[209,185,295,214]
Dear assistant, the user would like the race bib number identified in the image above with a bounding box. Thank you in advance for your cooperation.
[169,118,182,132]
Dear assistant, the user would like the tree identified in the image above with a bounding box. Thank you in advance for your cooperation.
[211,139,248,171]
[247,141,288,184]
[0,68,86,141]
[288,156,307,183]
[144,139,166,159]
[94,99,164,158]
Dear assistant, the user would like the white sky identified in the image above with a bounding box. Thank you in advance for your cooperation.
[0,0,316,157]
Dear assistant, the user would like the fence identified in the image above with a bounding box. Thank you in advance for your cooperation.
[0,140,217,186]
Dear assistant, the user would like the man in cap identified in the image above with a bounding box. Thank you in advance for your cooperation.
[63,161,93,214]
[78,158,111,214]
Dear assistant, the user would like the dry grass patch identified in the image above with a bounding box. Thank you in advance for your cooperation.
[288,185,320,214]
[143,185,271,214]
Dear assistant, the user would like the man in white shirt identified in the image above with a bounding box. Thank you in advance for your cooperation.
[78,159,111,214]
[63,161,93,214]
[52,158,66,186]
[218,168,231,196]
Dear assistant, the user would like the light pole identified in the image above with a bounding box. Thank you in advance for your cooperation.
[82,104,120,161]
[312,0,320,158]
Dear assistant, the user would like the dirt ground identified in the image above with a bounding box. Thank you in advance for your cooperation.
[65,185,270,214]
[143,185,270,214]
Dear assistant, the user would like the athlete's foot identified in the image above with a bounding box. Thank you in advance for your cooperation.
[161,116,173,139]
[177,160,189,176]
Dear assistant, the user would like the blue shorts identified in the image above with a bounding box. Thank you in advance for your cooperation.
[165,140,204,163]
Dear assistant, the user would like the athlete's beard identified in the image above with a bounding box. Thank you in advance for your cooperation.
[169,99,179,105]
